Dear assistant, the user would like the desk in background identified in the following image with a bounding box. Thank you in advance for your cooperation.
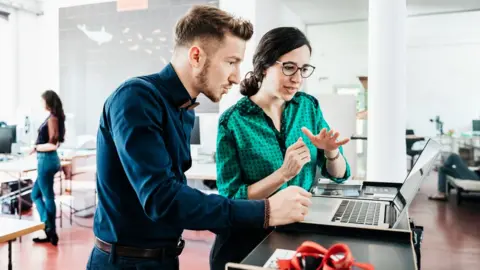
[0,157,71,220]
[58,149,96,179]
[0,217,44,270]
[185,161,216,181]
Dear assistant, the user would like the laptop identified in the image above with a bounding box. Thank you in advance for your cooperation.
[302,139,441,230]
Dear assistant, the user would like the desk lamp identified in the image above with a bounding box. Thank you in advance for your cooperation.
[429,116,444,135]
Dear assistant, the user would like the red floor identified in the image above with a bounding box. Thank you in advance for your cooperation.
[1,171,480,270]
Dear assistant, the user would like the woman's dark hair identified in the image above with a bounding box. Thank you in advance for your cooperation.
[42,90,66,143]
[240,27,312,97]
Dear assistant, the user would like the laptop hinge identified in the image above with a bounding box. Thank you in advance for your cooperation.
[384,203,397,228]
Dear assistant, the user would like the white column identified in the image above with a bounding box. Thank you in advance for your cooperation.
[219,0,256,114]
[367,0,407,182]
[218,0,305,114]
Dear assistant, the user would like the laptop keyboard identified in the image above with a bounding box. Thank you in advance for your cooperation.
[331,200,381,226]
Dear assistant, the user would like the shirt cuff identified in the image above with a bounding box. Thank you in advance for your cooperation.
[230,199,265,228]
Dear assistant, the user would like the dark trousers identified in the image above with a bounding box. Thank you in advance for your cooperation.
[31,151,60,231]
[438,153,480,192]
[86,246,179,270]
[210,228,271,270]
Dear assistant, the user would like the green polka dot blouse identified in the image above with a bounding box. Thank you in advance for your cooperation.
[215,92,351,199]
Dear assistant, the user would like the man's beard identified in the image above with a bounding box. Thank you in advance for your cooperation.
[196,59,220,102]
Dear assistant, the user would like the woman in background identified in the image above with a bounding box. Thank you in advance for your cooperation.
[30,90,66,246]
[210,27,351,270]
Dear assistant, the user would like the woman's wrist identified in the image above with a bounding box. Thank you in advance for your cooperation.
[325,149,340,160]
[277,167,291,183]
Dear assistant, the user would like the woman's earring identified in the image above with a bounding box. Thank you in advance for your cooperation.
[256,76,262,89]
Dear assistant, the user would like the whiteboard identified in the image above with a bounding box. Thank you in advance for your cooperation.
[313,94,358,177]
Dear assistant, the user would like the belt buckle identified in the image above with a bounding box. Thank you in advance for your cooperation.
[176,238,185,255]
[163,238,185,258]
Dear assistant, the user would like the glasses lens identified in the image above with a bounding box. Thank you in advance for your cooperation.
[301,66,315,78]
[282,64,297,76]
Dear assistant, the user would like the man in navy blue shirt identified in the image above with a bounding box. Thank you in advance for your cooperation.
[86,5,312,270]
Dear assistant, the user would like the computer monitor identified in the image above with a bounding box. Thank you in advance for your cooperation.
[473,120,480,132]
[0,126,15,154]
[8,125,16,143]
[190,116,201,145]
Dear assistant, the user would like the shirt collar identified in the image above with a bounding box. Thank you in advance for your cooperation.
[239,93,301,115]
[158,63,200,110]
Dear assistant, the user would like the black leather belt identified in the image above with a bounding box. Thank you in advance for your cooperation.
[94,237,185,259]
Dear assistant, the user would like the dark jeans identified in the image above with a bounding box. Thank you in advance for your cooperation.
[210,228,271,270]
[86,246,179,270]
[31,151,60,230]
[438,153,480,192]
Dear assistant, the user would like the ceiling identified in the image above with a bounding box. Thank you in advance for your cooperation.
[4,0,480,23]
[281,0,480,25]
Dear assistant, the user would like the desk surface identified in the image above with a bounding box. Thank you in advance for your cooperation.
[59,149,96,161]
[186,162,216,180]
[242,228,416,270]
[0,217,44,242]
[0,157,70,173]
[351,134,425,141]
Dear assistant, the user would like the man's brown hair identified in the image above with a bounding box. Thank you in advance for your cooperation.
[174,5,253,50]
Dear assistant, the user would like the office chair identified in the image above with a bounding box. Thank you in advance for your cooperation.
[406,129,423,171]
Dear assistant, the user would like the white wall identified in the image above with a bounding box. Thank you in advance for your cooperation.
[306,11,480,136]
[255,0,305,43]
[0,7,16,123]
[0,1,61,128]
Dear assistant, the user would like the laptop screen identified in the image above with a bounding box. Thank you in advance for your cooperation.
[392,139,441,226]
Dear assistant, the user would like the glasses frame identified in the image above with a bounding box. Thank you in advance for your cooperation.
[276,61,316,78]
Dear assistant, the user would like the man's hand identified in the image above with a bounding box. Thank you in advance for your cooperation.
[268,186,312,226]
[279,138,311,181]
[301,127,349,152]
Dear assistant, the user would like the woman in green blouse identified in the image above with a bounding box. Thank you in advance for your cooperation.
[209,27,351,270]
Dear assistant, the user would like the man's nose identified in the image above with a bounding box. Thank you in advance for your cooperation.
[230,68,241,84]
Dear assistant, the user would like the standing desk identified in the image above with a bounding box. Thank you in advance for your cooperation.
[237,181,421,270]
[0,217,44,270]
[241,218,417,270]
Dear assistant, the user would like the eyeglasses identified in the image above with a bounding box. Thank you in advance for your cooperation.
[276,61,316,78]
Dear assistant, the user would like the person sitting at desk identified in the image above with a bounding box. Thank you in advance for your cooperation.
[210,27,351,270]
[429,153,480,201]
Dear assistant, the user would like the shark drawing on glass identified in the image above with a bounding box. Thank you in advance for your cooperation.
[77,24,113,45]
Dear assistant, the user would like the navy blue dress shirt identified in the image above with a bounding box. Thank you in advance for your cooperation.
[93,63,266,248]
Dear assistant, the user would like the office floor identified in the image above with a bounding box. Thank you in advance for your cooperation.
[1,171,479,270]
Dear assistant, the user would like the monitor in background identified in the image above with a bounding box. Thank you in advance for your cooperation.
[473,120,480,133]
[190,116,201,145]
[8,125,16,143]
[0,127,15,154]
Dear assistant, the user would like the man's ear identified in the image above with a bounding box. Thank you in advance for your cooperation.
[188,45,206,68]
